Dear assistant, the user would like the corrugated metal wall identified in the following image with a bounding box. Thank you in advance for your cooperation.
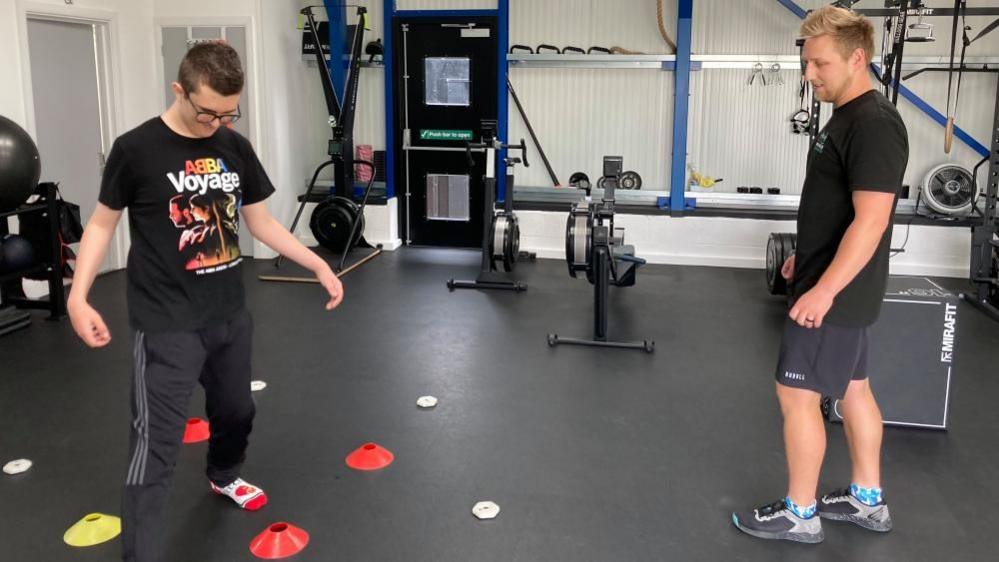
[688,68,813,195]
[694,0,999,55]
[689,68,997,196]
[897,72,997,195]
[686,0,998,195]
[505,0,677,188]
[509,0,676,55]
[693,0,827,54]
[333,0,998,198]
[507,68,675,189]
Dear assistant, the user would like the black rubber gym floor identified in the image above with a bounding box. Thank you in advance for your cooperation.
[1,247,997,561]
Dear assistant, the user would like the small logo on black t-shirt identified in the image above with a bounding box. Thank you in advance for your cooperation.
[784,371,806,381]
[814,130,829,154]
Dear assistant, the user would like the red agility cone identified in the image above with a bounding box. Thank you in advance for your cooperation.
[345,442,394,470]
[249,522,309,559]
[182,418,210,444]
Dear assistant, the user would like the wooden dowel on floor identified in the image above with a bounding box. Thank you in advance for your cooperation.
[258,247,383,284]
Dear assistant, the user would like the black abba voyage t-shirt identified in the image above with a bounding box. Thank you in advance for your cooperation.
[99,117,275,332]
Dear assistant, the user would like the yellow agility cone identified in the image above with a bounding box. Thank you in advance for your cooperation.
[63,513,121,547]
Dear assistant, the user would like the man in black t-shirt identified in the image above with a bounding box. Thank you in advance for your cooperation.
[733,7,908,544]
[66,43,344,562]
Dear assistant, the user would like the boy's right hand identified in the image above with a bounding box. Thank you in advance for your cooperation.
[316,265,344,311]
[68,300,112,347]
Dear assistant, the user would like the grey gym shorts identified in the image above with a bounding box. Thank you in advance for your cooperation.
[774,317,869,399]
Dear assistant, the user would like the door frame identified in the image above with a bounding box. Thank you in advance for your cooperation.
[384,4,509,246]
[16,1,129,271]
[396,16,501,247]
[153,16,260,151]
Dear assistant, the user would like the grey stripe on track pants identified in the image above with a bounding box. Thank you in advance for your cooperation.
[121,309,256,562]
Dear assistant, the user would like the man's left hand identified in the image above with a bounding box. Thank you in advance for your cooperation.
[789,286,834,329]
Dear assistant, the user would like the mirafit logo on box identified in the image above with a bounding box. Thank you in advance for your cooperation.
[940,303,957,364]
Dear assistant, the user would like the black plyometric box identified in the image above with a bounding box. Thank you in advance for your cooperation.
[825,277,958,430]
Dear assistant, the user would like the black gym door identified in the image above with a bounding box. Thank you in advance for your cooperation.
[393,16,498,247]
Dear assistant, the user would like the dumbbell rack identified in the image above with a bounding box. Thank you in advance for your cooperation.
[0,182,68,335]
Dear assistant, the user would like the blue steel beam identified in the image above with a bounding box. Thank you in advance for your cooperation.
[669,0,693,212]
[776,0,808,19]
[662,61,702,71]
[871,65,989,158]
[383,1,396,199]
[323,0,347,105]
[497,0,509,202]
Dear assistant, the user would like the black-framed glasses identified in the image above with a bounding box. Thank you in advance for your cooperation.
[186,96,241,125]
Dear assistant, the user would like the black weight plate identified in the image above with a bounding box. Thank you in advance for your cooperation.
[568,172,591,191]
[766,232,795,296]
[776,232,791,296]
[784,232,797,255]
[777,233,797,296]
[766,233,779,294]
[620,171,642,190]
[337,197,365,250]
[310,196,363,253]
[309,198,334,250]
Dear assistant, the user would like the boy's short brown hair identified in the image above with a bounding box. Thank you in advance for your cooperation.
[178,41,244,96]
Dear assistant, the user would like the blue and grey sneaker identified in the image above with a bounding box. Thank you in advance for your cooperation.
[732,498,824,543]
[818,488,893,532]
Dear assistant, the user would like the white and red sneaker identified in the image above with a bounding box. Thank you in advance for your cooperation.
[210,478,268,511]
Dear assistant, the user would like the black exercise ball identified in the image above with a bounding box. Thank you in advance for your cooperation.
[0,115,41,212]
[1,234,36,272]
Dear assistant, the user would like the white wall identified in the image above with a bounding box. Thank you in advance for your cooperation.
[0,1,28,125]
[256,0,317,252]
[507,67,676,191]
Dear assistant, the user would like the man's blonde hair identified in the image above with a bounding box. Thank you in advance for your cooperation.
[800,6,875,64]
